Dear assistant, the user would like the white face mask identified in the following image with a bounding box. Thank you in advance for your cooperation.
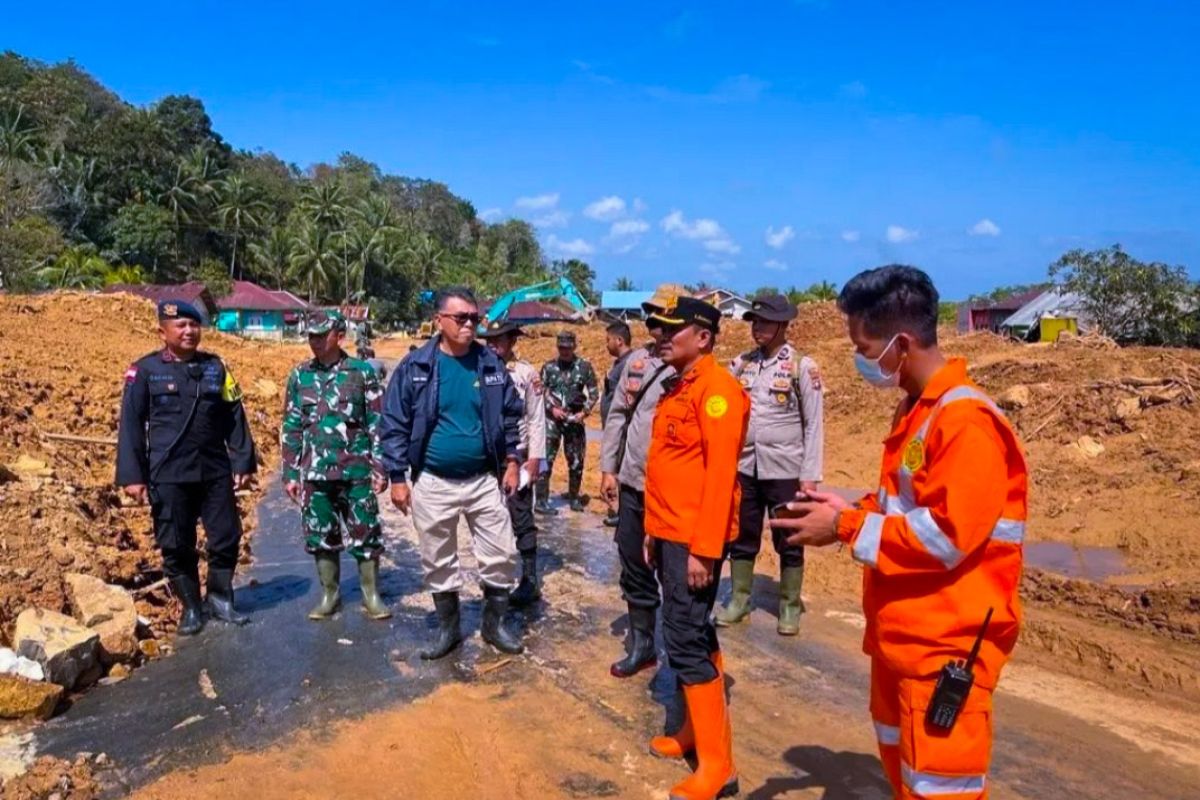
[854,335,902,389]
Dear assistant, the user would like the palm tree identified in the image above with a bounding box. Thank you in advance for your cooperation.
[299,182,348,231]
[613,276,637,291]
[216,174,269,278]
[0,105,37,169]
[249,224,293,290]
[290,222,338,303]
[807,280,838,302]
[407,232,444,289]
[160,162,200,265]
[39,247,109,290]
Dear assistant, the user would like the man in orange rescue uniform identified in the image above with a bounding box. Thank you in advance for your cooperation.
[770,265,1027,800]
[643,296,749,800]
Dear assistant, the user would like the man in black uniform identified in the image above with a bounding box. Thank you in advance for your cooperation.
[116,300,258,636]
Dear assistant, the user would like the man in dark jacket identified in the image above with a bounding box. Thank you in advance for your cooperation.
[116,300,258,636]
[380,287,526,659]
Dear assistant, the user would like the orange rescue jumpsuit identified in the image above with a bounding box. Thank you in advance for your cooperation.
[834,359,1027,799]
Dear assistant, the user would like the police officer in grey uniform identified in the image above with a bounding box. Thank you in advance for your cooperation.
[716,294,824,635]
[480,319,548,606]
[116,300,258,636]
[599,285,679,677]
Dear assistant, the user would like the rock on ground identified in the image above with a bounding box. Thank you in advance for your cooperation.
[0,649,44,682]
[63,574,138,664]
[13,609,100,690]
[0,675,63,721]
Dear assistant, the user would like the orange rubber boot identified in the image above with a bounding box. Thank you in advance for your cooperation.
[669,676,738,800]
[650,651,725,760]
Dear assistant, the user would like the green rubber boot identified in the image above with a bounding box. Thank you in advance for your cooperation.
[308,552,341,620]
[714,560,755,627]
[777,565,805,636]
[358,558,392,620]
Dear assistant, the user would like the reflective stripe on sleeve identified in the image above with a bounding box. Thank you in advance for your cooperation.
[873,720,900,746]
[992,518,1025,544]
[902,763,986,796]
[852,512,885,568]
[904,507,966,569]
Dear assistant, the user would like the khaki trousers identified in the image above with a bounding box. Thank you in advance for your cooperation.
[411,471,519,592]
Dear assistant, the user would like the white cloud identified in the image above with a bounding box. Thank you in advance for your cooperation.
[515,192,560,211]
[661,210,726,240]
[632,197,648,214]
[886,225,919,244]
[583,195,627,221]
[479,208,503,222]
[703,239,741,255]
[969,218,1001,237]
[840,230,861,243]
[699,261,736,277]
[532,209,571,229]
[610,219,649,237]
[765,225,795,249]
[763,259,787,271]
[546,235,595,257]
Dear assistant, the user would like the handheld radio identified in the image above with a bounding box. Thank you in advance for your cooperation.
[925,607,992,732]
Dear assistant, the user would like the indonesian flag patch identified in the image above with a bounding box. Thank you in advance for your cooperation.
[124,365,138,384]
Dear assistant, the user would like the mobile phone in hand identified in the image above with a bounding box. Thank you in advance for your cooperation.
[769,502,803,520]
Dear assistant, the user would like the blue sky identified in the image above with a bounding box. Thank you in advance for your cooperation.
[6,1,1199,299]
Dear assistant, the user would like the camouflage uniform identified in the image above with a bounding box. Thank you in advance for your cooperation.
[540,351,599,499]
[281,348,385,561]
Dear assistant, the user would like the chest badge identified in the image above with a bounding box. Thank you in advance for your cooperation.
[166,382,177,393]
[775,393,788,405]
[903,439,925,472]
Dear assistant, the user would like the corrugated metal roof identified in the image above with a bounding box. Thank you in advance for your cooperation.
[217,281,309,311]
[1001,289,1085,330]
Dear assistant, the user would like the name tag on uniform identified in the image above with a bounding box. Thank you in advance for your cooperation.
[412,375,429,383]
[484,373,504,386]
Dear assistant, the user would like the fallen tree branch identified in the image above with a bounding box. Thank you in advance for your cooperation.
[132,577,169,597]
[40,432,118,446]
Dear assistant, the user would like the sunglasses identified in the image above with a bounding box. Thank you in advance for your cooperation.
[441,312,482,326]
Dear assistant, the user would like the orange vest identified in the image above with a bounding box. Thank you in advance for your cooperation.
[644,354,750,559]
[836,359,1027,688]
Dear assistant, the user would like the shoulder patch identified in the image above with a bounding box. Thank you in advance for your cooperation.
[705,395,729,419]
[808,363,823,391]
[221,369,243,402]
[124,365,138,384]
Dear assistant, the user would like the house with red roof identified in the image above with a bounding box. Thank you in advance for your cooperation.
[214,281,310,338]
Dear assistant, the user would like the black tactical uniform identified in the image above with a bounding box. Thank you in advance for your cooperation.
[116,301,258,634]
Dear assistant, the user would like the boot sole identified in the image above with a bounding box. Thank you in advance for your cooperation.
[483,639,525,655]
[610,657,657,679]
[714,615,749,628]
[363,609,393,620]
[308,598,343,620]
[668,776,739,799]
[419,638,464,660]
[648,744,692,761]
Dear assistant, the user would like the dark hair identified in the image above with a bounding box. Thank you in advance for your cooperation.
[837,265,939,346]
[435,287,478,311]
[605,320,632,345]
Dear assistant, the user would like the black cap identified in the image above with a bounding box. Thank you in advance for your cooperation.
[157,300,205,324]
[744,294,797,323]
[556,330,577,347]
[478,319,525,339]
[649,296,721,334]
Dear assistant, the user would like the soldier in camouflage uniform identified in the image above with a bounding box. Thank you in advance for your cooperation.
[281,309,391,621]
[538,330,599,513]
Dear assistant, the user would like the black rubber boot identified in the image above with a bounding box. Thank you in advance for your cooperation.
[610,605,658,678]
[603,513,619,527]
[420,592,463,660]
[510,551,542,607]
[481,585,524,654]
[534,478,557,516]
[170,575,206,637]
[569,495,587,513]
[307,551,341,620]
[205,567,249,625]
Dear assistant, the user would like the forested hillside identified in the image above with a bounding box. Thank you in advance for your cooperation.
[0,52,596,324]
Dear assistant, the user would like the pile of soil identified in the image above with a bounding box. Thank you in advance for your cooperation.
[0,293,306,645]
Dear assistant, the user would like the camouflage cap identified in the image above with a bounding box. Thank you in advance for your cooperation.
[307,309,347,334]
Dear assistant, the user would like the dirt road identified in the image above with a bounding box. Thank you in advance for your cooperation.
[15,482,1197,799]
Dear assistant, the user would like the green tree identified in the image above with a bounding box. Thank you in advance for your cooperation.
[39,245,108,289]
[613,276,637,291]
[215,173,268,277]
[753,285,781,299]
[1050,245,1197,346]
[804,280,838,302]
[102,264,147,285]
[248,223,293,290]
[108,201,173,276]
[0,213,63,290]
[194,257,232,298]
[290,221,338,303]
